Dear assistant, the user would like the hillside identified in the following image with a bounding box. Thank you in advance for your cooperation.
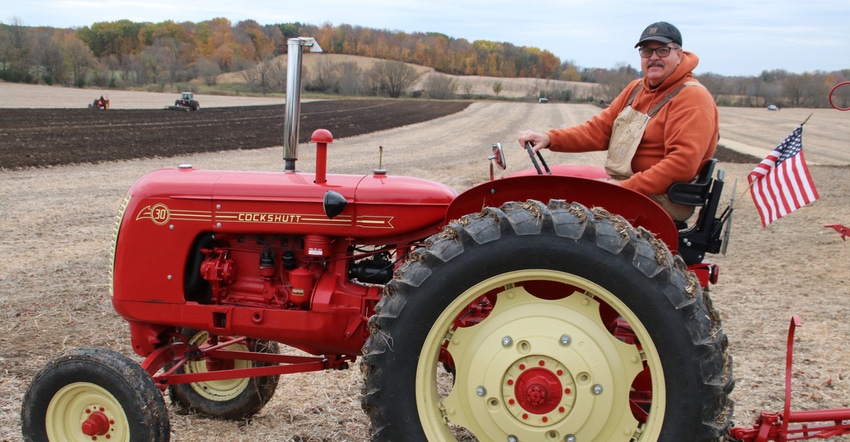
[215,53,601,100]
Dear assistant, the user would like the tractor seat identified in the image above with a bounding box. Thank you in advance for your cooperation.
[666,158,731,265]
[668,159,716,207]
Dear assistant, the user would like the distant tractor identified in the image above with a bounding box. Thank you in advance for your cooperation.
[171,92,200,111]
[88,96,109,110]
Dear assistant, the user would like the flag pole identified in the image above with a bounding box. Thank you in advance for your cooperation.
[739,174,756,202]
[801,112,813,126]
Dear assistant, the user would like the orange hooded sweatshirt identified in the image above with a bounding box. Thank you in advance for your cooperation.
[547,51,718,196]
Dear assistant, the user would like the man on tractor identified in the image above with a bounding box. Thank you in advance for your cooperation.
[518,21,718,222]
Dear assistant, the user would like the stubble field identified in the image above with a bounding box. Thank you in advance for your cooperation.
[0,84,848,441]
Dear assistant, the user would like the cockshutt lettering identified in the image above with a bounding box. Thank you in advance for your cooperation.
[237,213,303,223]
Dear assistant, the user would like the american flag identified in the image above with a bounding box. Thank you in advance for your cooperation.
[748,125,819,227]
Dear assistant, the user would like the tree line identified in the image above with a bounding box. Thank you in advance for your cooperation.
[1,17,847,108]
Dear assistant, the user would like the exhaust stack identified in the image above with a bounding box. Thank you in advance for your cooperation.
[283,37,323,172]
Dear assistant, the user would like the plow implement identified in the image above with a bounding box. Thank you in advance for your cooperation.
[729,317,850,441]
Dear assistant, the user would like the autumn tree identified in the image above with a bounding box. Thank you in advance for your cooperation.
[1,18,846,109]
[236,20,275,60]
[559,60,582,81]
[76,20,144,60]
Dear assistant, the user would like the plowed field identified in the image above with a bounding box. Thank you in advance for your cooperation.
[0,100,470,169]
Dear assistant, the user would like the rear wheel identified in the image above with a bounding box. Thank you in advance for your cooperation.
[21,346,169,442]
[168,329,280,420]
[361,200,733,441]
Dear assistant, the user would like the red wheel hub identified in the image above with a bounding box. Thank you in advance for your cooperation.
[81,410,111,436]
[515,367,563,414]
[502,356,576,426]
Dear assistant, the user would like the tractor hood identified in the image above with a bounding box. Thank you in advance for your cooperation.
[126,167,457,241]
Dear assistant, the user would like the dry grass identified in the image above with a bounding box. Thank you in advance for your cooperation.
[1,93,848,441]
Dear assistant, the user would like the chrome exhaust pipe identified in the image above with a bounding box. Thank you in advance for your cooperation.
[283,37,322,172]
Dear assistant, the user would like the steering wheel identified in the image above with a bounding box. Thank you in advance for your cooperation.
[525,142,551,175]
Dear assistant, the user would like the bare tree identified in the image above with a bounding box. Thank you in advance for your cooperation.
[337,61,364,96]
[423,73,456,99]
[593,63,638,102]
[369,60,419,98]
[782,74,808,107]
[695,73,725,102]
[64,38,95,84]
[829,75,850,109]
[138,45,169,86]
[3,17,32,81]
[461,81,474,98]
[242,57,285,94]
[32,31,65,85]
[194,57,221,86]
[122,53,149,86]
[309,56,339,92]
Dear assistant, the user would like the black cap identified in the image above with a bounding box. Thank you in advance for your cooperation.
[635,21,682,48]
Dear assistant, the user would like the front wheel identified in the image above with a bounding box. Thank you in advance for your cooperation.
[168,329,280,420]
[361,200,733,441]
[21,346,169,442]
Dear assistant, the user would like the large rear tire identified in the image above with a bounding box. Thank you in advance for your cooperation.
[21,346,169,442]
[361,200,733,441]
[168,329,280,420]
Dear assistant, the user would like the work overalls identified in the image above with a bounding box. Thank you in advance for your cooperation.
[605,82,700,222]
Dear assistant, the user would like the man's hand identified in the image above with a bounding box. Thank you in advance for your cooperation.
[517,130,551,152]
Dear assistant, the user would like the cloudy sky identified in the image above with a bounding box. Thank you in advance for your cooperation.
[2,0,848,77]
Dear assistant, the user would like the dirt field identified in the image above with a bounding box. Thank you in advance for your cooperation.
[0,86,848,441]
[0,101,470,169]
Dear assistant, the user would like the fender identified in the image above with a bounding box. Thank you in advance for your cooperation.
[445,168,678,253]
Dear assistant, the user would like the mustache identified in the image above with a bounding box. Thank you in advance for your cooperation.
[647,61,665,68]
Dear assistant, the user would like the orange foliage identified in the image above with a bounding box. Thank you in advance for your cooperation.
[74,19,566,79]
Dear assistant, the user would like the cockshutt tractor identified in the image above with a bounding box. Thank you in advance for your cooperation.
[24,38,847,442]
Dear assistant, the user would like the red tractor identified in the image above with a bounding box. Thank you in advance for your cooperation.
[89,96,109,109]
[22,38,738,441]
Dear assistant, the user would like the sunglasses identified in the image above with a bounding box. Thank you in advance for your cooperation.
[638,46,679,58]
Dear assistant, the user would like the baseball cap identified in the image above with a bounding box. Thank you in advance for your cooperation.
[635,21,682,47]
